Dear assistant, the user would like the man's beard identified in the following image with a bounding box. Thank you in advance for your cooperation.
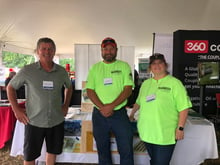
[102,53,116,62]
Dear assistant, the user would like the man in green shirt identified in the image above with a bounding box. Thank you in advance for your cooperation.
[86,37,134,165]
[7,37,73,165]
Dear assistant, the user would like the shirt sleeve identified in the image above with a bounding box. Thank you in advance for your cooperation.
[123,62,135,87]
[173,79,192,111]
[9,68,26,90]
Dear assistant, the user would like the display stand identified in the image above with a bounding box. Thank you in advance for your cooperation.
[199,85,205,115]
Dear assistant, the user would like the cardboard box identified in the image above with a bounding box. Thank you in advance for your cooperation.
[81,81,93,112]
[80,120,146,154]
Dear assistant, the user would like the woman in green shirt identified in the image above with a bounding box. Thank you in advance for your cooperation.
[130,53,192,165]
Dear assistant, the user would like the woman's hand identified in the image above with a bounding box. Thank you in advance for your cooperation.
[129,103,140,121]
[175,129,184,140]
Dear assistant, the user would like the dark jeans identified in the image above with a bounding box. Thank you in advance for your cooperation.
[92,107,134,165]
[145,142,176,165]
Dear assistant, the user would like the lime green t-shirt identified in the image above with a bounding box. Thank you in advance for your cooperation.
[86,60,134,110]
[136,75,192,145]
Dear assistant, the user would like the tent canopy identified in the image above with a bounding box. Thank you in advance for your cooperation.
[0,0,220,57]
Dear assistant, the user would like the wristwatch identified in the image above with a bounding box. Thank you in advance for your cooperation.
[178,126,184,131]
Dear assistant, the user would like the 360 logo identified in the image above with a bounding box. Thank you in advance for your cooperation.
[184,40,208,53]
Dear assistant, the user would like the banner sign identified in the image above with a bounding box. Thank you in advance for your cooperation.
[173,30,220,115]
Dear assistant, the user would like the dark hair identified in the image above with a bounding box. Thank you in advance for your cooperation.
[149,53,166,65]
[36,37,56,51]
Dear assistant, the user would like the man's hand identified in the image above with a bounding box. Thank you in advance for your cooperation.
[62,105,69,116]
[14,107,29,125]
[99,104,114,117]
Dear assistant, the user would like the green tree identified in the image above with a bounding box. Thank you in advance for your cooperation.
[2,51,35,68]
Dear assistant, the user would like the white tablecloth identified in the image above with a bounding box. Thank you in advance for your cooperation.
[10,110,218,165]
[171,116,218,165]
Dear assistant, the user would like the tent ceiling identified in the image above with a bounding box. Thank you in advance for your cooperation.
[0,0,220,56]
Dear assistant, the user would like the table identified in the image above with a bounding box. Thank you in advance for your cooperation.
[10,109,218,165]
[0,101,25,149]
[0,104,16,149]
[171,114,218,165]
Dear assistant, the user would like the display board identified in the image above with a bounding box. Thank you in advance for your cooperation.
[197,61,220,85]
[173,30,220,115]
[153,33,173,74]
[138,58,151,83]
[74,44,101,90]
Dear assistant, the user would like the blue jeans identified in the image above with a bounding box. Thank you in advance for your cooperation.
[145,142,176,165]
[92,107,134,165]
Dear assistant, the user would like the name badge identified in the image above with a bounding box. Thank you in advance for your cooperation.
[146,94,156,102]
[104,78,113,85]
[43,81,54,90]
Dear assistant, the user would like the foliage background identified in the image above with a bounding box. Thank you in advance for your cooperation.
[2,51,35,68]
[2,51,75,72]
